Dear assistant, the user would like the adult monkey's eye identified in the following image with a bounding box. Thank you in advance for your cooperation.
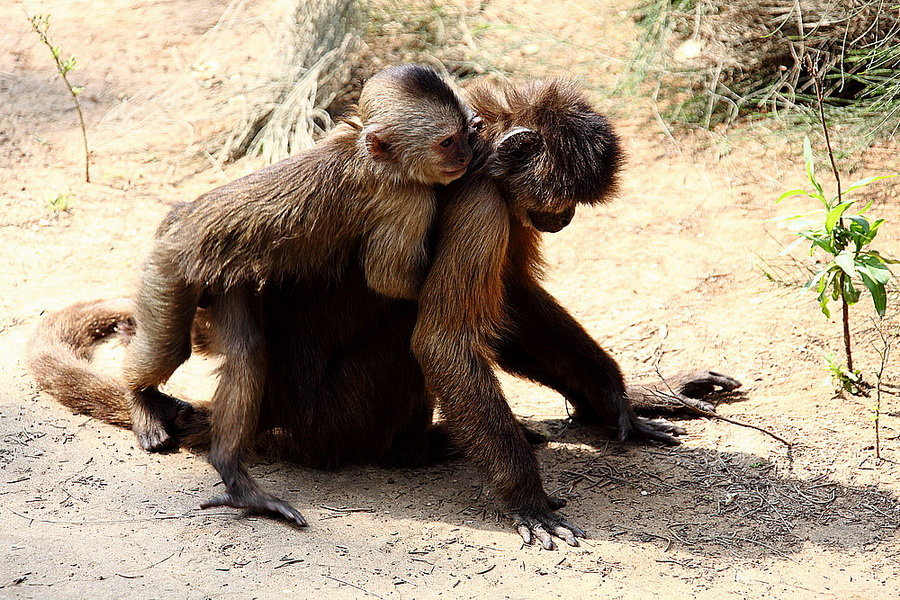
[440,136,454,148]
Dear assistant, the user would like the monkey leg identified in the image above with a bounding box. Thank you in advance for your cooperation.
[198,289,306,527]
[122,254,201,451]
[422,421,547,465]
[498,283,681,446]
[414,330,585,550]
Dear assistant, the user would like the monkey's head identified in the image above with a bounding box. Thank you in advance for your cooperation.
[466,79,622,233]
[358,65,474,186]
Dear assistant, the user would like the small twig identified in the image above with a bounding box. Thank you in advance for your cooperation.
[322,575,384,599]
[7,508,232,524]
[871,317,891,462]
[320,504,375,513]
[652,362,792,447]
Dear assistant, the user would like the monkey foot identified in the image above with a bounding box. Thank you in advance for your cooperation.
[201,489,308,527]
[629,416,685,446]
[628,369,743,417]
[511,505,586,550]
[132,392,197,452]
[135,422,178,452]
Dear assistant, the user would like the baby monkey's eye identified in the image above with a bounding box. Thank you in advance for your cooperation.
[439,136,455,148]
[469,116,484,132]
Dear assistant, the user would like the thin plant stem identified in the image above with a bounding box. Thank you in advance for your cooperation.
[807,54,852,370]
[872,318,891,462]
[841,284,853,372]
[28,14,91,182]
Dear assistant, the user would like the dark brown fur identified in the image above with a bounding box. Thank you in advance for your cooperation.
[25,77,740,547]
[119,65,471,524]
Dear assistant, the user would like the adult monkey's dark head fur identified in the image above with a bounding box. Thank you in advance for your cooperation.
[466,79,622,232]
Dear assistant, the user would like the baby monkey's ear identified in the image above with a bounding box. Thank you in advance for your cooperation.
[364,127,394,161]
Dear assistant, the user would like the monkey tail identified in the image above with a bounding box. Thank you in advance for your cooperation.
[26,299,213,451]
[26,299,137,428]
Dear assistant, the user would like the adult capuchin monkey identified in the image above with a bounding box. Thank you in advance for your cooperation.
[27,75,740,548]
[34,64,473,524]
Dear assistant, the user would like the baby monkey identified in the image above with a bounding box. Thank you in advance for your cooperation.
[121,65,473,523]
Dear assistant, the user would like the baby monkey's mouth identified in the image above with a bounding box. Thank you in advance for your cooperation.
[527,206,575,233]
[441,166,468,179]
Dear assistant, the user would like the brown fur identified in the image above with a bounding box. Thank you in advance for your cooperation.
[25,77,740,547]
[119,65,471,524]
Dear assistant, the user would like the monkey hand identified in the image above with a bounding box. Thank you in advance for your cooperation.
[201,488,308,527]
[627,370,743,416]
[668,370,742,399]
[510,497,586,550]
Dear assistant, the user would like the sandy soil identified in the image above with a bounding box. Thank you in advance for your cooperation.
[2,0,900,598]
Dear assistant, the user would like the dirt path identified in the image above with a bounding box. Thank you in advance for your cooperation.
[2,1,899,598]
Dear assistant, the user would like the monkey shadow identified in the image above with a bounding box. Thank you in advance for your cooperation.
[254,418,899,559]
[525,426,900,558]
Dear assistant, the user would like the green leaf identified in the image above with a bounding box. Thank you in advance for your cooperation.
[803,137,826,203]
[857,255,892,284]
[832,272,843,301]
[834,250,856,276]
[846,215,871,236]
[825,201,855,232]
[805,235,835,255]
[777,188,808,203]
[766,209,824,223]
[812,268,837,317]
[843,275,861,305]
[843,174,898,195]
[859,269,888,316]
[777,236,808,256]
[857,199,875,215]
[869,249,900,265]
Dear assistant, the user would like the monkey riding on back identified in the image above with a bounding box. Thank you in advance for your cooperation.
[27,69,740,549]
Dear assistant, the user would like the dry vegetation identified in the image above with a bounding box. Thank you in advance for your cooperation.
[632,0,900,144]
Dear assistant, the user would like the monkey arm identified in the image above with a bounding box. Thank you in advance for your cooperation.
[496,280,681,445]
[411,188,584,549]
[361,187,436,300]
[122,248,202,451]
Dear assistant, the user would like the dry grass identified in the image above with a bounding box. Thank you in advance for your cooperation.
[631,0,900,143]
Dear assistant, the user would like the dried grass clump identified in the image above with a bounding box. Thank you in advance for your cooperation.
[219,0,487,165]
[218,0,361,164]
[633,0,900,140]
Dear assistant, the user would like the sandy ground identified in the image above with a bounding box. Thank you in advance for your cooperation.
[2,0,900,598]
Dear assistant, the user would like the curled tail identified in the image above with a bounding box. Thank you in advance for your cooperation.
[25,299,211,450]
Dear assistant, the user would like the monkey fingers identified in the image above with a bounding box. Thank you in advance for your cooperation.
[131,389,195,452]
[675,396,716,413]
[628,416,685,446]
[201,488,307,527]
[511,509,587,550]
[672,370,742,398]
